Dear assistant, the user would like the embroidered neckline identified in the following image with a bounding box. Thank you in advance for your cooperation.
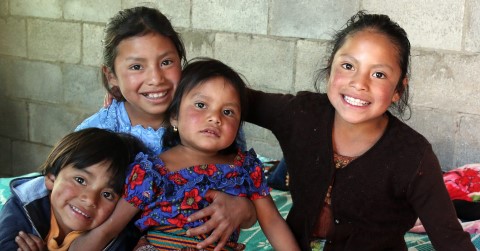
[333,152,357,169]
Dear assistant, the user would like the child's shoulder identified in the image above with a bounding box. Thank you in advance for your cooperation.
[75,100,126,131]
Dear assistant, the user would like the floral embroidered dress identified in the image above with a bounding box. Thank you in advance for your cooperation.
[123,148,270,244]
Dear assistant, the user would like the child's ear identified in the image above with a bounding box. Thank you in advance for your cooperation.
[45,173,55,190]
[392,77,408,103]
[170,116,178,127]
[102,65,118,87]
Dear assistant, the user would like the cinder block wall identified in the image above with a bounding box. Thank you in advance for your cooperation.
[0,0,479,176]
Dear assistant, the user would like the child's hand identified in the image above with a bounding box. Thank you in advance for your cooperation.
[186,190,256,251]
[15,231,46,251]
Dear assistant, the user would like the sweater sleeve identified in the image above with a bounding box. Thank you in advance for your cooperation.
[407,146,475,251]
[245,88,294,132]
[0,196,40,250]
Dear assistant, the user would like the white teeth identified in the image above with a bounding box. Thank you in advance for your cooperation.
[143,92,167,99]
[344,95,369,106]
[71,205,90,218]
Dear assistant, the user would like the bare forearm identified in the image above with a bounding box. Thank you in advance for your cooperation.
[255,196,299,251]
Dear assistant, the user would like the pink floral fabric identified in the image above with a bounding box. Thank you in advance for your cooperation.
[444,163,480,202]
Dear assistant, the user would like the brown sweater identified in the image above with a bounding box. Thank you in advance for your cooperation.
[246,89,474,251]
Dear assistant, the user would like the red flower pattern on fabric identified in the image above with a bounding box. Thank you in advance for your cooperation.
[167,214,189,228]
[250,165,263,188]
[250,192,264,200]
[181,188,202,210]
[144,217,160,228]
[158,201,172,213]
[130,196,143,207]
[234,152,245,166]
[225,171,239,179]
[168,173,188,185]
[194,164,217,176]
[444,166,480,202]
[128,164,146,190]
[158,165,167,176]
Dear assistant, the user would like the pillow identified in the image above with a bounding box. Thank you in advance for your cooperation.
[444,164,480,221]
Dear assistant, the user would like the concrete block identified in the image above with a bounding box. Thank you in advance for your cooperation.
[181,30,215,60]
[64,64,104,111]
[410,51,480,115]
[28,19,81,63]
[244,122,269,141]
[83,23,104,66]
[64,0,120,23]
[455,115,480,167]
[0,0,8,16]
[122,0,191,28]
[12,141,52,176]
[192,0,268,34]
[363,0,464,51]
[270,0,359,39]
[0,99,28,140]
[405,107,455,170]
[295,40,329,93]
[465,0,480,53]
[10,0,62,18]
[215,33,295,92]
[29,103,83,146]
[0,17,27,57]
[0,137,12,176]
[247,139,282,160]
[4,59,63,103]
[0,57,11,94]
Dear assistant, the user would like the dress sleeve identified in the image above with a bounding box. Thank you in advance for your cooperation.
[123,153,161,210]
[407,147,475,250]
[75,101,120,132]
[243,149,271,200]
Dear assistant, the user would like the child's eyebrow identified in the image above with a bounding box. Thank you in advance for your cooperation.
[338,54,394,71]
[124,50,177,62]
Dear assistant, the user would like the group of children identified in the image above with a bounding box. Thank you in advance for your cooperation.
[0,5,475,251]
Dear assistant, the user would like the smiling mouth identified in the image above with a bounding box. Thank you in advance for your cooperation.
[343,95,370,106]
[70,205,91,219]
[142,91,167,99]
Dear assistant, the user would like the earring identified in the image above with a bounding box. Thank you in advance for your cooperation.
[173,125,178,132]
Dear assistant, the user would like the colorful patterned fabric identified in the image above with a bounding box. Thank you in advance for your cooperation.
[123,148,270,243]
[146,225,245,250]
[444,163,480,202]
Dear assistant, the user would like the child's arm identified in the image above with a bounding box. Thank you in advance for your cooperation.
[69,199,139,251]
[254,195,300,251]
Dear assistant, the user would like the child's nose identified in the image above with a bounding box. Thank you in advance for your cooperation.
[147,67,165,85]
[350,72,369,90]
[208,112,222,125]
[81,191,98,208]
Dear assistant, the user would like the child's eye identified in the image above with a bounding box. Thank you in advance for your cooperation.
[341,63,354,70]
[102,191,115,200]
[161,60,173,66]
[223,109,234,116]
[373,72,386,79]
[74,177,86,185]
[129,64,143,70]
[194,102,206,109]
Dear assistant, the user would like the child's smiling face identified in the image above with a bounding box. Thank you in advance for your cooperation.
[107,33,182,128]
[45,161,119,237]
[327,30,406,126]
